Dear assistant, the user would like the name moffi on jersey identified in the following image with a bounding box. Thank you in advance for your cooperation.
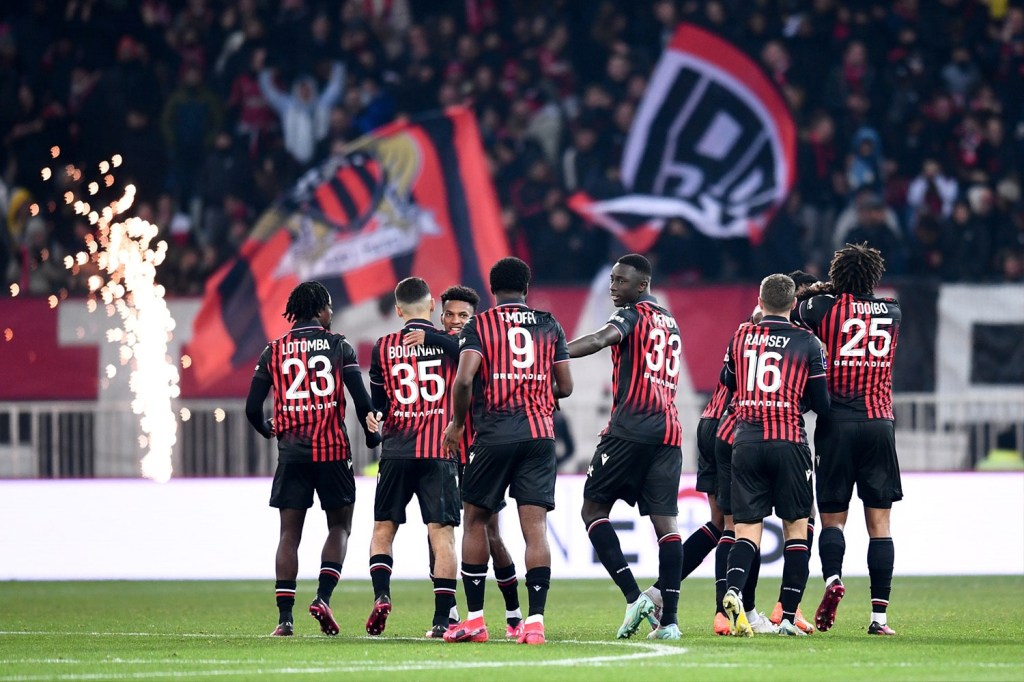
[253,323,360,462]
[726,318,827,444]
[603,295,683,446]
[797,293,901,420]
[369,321,456,460]
[459,302,570,444]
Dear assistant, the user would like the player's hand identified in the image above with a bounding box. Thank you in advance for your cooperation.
[441,421,464,457]
[264,418,276,439]
[403,329,426,348]
[366,411,383,433]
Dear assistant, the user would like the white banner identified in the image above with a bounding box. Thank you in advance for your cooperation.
[1,473,1020,580]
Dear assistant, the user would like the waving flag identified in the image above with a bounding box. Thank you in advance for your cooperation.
[571,24,796,245]
[184,107,508,395]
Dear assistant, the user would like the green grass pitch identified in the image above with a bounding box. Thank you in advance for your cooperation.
[1,576,1022,681]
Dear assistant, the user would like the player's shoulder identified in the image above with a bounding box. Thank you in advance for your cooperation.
[803,293,837,310]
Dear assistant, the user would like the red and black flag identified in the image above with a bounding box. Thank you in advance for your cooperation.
[185,107,508,395]
[570,23,796,245]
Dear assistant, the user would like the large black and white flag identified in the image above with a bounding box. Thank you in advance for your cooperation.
[572,24,796,244]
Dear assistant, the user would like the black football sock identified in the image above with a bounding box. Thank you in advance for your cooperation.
[819,526,846,583]
[742,549,761,612]
[725,538,757,595]
[369,554,393,600]
[494,563,521,623]
[868,537,895,617]
[275,580,296,624]
[432,578,458,627]
[461,562,489,613]
[780,538,810,622]
[806,518,816,554]
[317,561,342,605]
[681,521,722,579]
[525,567,551,617]
[587,518,641,602]
[715,531,735,613]
[657,532,683,626]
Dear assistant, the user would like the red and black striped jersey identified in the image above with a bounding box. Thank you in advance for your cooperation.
[253,321,360,462]
[796,293,901,420]
[701,381,732,420]
[602,295,683,446]
[369,320,455,460]
[459,302,570,444]
[725,317,827,444]
[716,402,739,445]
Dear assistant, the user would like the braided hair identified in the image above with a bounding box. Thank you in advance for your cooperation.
[828,243,886,296]
[283,281,332,322]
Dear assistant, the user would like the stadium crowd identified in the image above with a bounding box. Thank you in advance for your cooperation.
[1,0,1022,296]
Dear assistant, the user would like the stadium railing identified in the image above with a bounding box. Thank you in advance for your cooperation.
[1,392,1021,478]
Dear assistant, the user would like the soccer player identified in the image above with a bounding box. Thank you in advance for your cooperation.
[363,277,462,639]
[795,244,902,636]
[401,285,526,638]
[567,253,691,641]
[441,257,573,645]
[245,281,380,637]
[720,274,830,637]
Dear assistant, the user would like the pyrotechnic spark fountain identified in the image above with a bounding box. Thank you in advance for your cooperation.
[46,151,180,482]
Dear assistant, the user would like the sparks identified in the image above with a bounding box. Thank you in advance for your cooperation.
[51,154,180,483]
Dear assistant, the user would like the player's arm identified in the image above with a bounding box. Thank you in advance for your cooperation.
[552,322,574,398]
[567,307,637,358]
[245,347,274,438]
[366,339,388,433]
[442,318,481,456]
[339,338,382,447]
[721,339,738,392]
[803,337,831,416]
[422,328,461,358]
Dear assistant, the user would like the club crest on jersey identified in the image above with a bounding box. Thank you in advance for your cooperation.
[600,453,609,466]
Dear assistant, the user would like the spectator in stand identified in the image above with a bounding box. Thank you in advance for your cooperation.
[847,127,885,198]
[227,46,277,158]
[945,197,992,282]
[845,194,905,275]
[259,60,345,167]
[161,65,223,207]
[906,159,958,228]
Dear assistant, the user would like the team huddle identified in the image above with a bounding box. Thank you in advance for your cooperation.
[246,244,902,643]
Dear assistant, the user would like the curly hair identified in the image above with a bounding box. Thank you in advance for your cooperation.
[829,243,886,295]
[440,285,480,310]
[283,281,332,322]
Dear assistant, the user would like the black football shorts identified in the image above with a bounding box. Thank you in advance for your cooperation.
[730,440,813,524]
[270,459,355,510]
[373,458,461,526]
[714,437,734,516]
[815,418,903,512]
[583,436,682,516]
[696,417,721,494]
[461,439,556,512]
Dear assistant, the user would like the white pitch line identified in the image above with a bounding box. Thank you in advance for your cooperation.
[0,638,688,681]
